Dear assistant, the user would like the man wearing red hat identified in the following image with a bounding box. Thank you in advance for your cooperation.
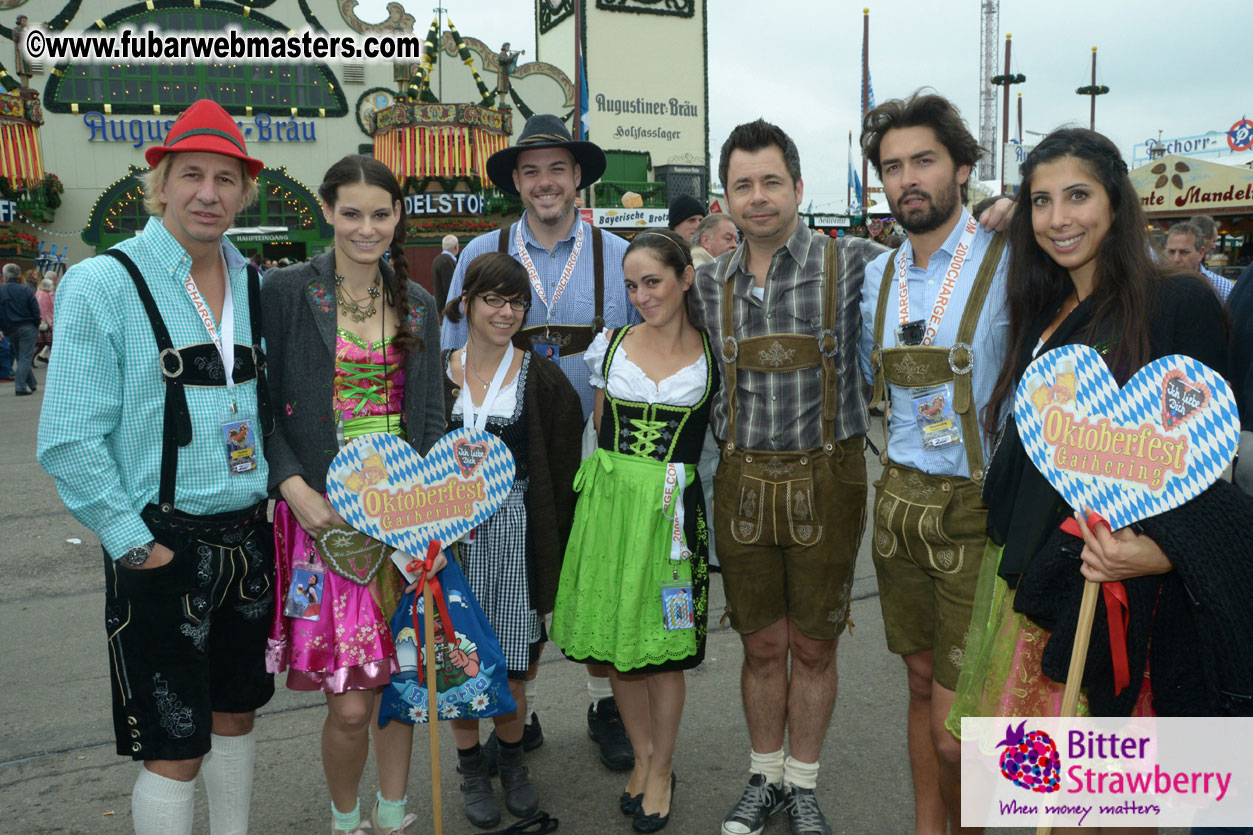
[38,99,273,835]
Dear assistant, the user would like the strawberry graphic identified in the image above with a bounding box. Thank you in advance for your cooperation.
[996,721,1061,793]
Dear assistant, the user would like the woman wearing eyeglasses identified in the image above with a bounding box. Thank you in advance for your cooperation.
[440,252,583,828]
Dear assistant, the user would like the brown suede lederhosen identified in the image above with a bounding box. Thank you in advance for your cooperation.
[868,233,1005,689]
[714,242,868,640]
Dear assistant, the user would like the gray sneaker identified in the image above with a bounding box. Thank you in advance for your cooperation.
[785,786,832,835]
[721,773,786,835]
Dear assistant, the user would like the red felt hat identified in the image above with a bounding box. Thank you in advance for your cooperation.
[144,99,263,178]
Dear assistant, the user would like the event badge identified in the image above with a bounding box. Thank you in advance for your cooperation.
[531,336,561,361]
[661,580,694,631]
[284,561,325,622]
[911,384,962,451]
[222,416,258,474]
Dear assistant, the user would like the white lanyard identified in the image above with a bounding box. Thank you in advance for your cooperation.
[183,252,236,388]
[896,211,979,346]
[459,344,514,431]
[662,463,691,563]
[514,218,584,323]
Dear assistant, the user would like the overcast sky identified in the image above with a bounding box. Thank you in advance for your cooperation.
[356,0,1249,212]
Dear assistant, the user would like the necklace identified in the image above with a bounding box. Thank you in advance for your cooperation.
[334,271,381,323]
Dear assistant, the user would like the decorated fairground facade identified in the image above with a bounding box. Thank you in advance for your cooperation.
[11,0,711,280]
[9,0,574,284]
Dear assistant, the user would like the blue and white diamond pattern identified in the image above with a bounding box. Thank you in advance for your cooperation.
[326,428,517,555]
[1014,345,1238,531]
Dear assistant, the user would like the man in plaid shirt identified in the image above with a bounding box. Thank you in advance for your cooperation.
[692,120,886,835]
[37,100,272,835]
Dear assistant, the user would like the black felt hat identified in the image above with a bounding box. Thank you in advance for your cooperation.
[485,114,607,195]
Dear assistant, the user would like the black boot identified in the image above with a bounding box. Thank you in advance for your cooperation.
[457,745,501,828]
[587,696,634,771]
[497,739,539,818]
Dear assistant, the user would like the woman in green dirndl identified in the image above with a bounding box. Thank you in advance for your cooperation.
[552,228,717,833]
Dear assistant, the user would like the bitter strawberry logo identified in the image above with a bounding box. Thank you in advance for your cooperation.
[997,721,1061,793]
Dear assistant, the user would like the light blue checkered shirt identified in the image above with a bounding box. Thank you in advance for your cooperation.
[37,216,268,558]
[439,212,639,419]
[858,216,1010,478]
[1200,266,1234,303]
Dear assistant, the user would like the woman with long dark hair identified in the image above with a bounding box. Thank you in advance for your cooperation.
[262,154,445,835]
[948,128,1249,738]
[552,228,717,833]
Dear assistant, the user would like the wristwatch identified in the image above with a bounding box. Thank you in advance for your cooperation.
[120,541,156,567]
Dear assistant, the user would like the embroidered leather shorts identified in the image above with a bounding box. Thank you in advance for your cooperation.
[871,463,987,690]
[714,436,867,640]
[103,504,274,761]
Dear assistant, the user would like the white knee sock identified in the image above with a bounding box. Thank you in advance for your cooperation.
[783,755,820,790]
[200,732,256,835]
[525,678,538,716]
[133,768,195,835]
[750,748,785,785]
[587,673,613,704]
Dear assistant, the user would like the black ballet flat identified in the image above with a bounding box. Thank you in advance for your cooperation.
[619,790,643,816]
[631,772,675,833]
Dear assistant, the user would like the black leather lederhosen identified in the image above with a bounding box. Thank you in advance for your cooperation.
[104,250,272,534]
[498,224,606,357]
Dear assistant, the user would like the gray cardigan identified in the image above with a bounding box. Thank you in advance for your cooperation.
[261,251,444,494]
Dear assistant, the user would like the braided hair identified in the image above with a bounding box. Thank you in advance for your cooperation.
[318,155,422,354]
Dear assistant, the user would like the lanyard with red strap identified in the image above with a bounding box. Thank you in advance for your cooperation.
[1060,511,1132,696]
[405,540,456,687]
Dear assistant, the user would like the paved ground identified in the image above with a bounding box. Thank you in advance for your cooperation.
[1,362,1154,834]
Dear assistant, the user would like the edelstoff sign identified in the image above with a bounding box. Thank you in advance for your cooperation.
[403,193,485,216]
[1130,155,1253,214]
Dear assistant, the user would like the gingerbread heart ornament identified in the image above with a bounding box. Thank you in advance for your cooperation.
[314,525,390,585]
[1013,345,1239,531]
[326,428,516,558]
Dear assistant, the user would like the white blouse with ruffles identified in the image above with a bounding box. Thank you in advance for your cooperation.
[584,330,707,407]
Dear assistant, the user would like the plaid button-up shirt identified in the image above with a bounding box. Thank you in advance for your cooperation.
[37,217,268,559]
[692,221,885,451]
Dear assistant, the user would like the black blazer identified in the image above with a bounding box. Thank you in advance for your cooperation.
[431,251,457,315]
[261,251,445,494]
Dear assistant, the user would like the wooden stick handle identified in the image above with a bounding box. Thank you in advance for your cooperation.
[423,579,442,835]
[1036,579,1102,835]
[1061,580,1101,718]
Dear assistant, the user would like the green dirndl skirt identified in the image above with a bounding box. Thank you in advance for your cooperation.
[551,448,708,673]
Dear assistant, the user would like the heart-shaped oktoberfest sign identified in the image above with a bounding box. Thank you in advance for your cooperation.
[1014,344,1239,531]
[325,428,516,558]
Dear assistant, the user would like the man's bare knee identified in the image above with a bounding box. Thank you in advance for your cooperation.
[903,652,935,702]
[932,725,961,768]
[742,620,789,670]
[145,757,203,782]
[211,710,255,737]
[787,626,836,671]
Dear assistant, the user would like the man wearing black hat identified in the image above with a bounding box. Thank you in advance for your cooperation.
[440,113,638,783]
[668,195,705,243]
[37,99,272,835]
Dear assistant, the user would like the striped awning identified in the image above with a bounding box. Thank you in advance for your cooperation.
[0,121,42,187]
[374,124,510,183]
